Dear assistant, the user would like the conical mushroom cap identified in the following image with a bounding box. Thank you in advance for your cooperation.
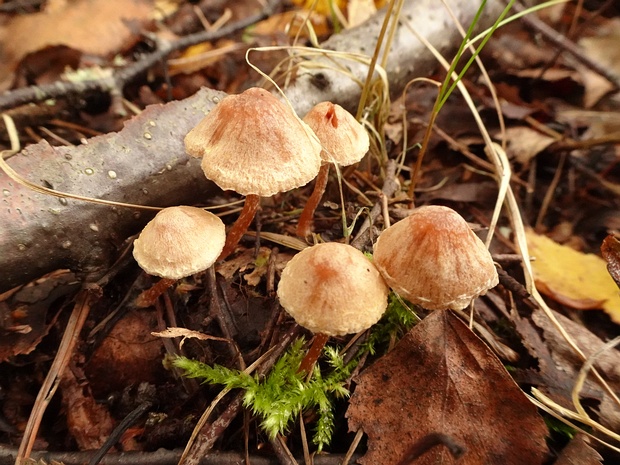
[373,205,499,310]
[133,206,225,280]
[184,87,322,197]
[277,242,389,336]
[302,102,369,166]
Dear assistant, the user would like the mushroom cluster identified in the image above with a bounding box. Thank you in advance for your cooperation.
[373,205,498,310]
[134,89,371,306]
[184,87,323,260]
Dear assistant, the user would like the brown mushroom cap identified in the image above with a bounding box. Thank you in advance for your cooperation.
[277,242,389,336]
[373,205,499,310]
[302,101,369,166]
[133,206,225,280]
[184,87,322,197]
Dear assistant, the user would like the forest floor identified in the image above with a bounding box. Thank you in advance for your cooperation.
[1,1,619,465]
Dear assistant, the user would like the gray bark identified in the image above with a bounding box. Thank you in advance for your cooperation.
[0,0,506,292]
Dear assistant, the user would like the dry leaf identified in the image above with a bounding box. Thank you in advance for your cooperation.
[503,126,556,164]
[526,229,620,322]
[601,235,620,289]
[554,433,603,465]
[60,366,115,450]
[347,310,547,465]
[347,0,378,27]
[252,10,330,38]
[526,308,620,435]
[152,327,229,347]
[0,271,79,362]
[84,310,165,396]
[0,0,152,68]
[292,0,346,16]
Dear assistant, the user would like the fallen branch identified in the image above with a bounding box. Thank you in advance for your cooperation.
[0,0,279,112]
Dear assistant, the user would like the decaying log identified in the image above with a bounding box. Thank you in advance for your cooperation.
[0,0,506,292]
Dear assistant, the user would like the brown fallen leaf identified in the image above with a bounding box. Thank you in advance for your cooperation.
[0,0,153,78]
[554,433,603,465]
[347,310,547,465]
[529,308,620,436]
[60,365,115,450]
[84,310,165,397]
[0,270,79,362]
[601,235,620,289]
[503,126,556,164]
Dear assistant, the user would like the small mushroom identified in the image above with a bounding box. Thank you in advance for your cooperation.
[373,205,499,310]
[133,206,226,306]
[297,102,370,237]
[277,242,389,373]
[185,87,322,260]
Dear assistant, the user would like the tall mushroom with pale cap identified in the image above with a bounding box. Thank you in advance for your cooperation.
[185,87,322,260]
[373,205,498,310]
[133,205,226,306]
[297,102,370,237]
[277,242,389,373]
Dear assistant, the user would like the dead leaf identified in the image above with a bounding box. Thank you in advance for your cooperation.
[152,327,229,349]
[60,365,115,450]
[503,126,556,164]
[0,0,152,82]
[347,310,547,465]
[554,433,603,465]
[347,0,378,27]
[292,0,346,17]
[575,64,615,109]
[601,235,620,289]
[579,23,620,83]
[526,229,620,322]
[514,306,620,436]
[0,271,79,362]
[252,10,330,38]
[84,310,165,397]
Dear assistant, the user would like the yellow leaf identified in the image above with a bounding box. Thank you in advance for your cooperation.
[291,0,346,17]
[526,229,620,323]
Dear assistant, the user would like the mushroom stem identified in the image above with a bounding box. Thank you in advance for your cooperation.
[135,278,176,308]
[297,332,329,375]
[296,164,330,238]
[219,194,260,261]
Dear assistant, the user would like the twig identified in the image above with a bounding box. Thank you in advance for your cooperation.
[87,401,153,465]
[15,287,99,463]
[514,1,620,90]
[0,1,279,111]
[351,159,400,249]
[0,448,361,465]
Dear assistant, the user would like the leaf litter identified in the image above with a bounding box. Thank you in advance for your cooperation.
[347,310,548,465]
[0,0,620,464]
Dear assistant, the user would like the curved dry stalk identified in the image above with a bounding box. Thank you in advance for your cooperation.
[16,289,96,463]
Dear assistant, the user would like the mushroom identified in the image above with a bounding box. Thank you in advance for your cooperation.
[296,102,370,237]
[185,87,322,260]
[277,242,389,373]
[133,205,226,306]
[373,205,499,310]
